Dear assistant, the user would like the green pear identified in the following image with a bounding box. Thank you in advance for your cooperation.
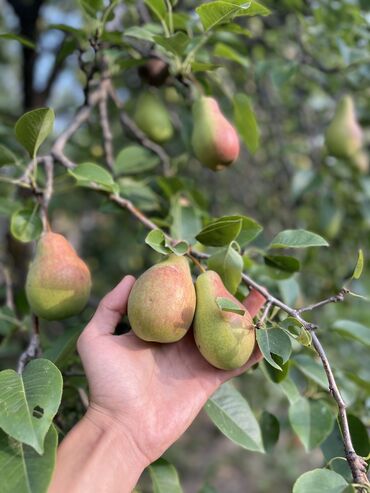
[191,96,240,171]
[26,232,91,320]
[194,271,255,370]
[325,96,363,159]
[127,254,196,343]
[133,92,173,143]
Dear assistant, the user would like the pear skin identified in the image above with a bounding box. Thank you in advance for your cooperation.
[127,254,196,343]
[134,92,173,143]
[26,232,91,320]
[194,271,255,370]
[325,96,363,159]
[191,96,240,171]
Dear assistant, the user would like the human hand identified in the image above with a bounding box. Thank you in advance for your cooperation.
[77,275,266,467]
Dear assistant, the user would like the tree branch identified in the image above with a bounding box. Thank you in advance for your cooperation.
[98,85,114,172]
[17,315,41,373]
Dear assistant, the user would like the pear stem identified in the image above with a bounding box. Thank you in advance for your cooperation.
[187,253,206,273]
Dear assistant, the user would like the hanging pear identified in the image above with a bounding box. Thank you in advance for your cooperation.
[325,96,363,159]
[193,271,255,370]
[191,96,240,171]
[127,254,196,343]
[26,232,91,320]
[133,92,173,143]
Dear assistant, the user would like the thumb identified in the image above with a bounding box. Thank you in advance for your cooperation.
[85,275,136,336]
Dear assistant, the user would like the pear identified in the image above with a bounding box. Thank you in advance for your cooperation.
[127,254,196,343]
[26,232,91,320]
[133,92,173,143]
[325,96,363,159]
[350,150,369,174]
[191,96,240,171]
[194,271,255,370]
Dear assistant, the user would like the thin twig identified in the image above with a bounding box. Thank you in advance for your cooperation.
[297,288,350,314]
[17,315,41,374]
[255,301,272,328]
[98,86,114,172]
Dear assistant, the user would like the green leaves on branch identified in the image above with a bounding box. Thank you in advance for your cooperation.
[10,208,43,243]
[233,94,260,154]
[149,458,183,493]
[0,33,35,49]
[15,108,54,158]
[331,320,370,348]
[0,144,20,167]
[114,145,160,175]
[208,243,243,294]
[293,469,348,493]
[0,359,62,454]
[145,229,189,256]
[0,426,58,493]
[206,383,264,453]
[288,398,335,451]
[216,297,245,315]
[257,327,292,371]
[68,162,118,193]
[196,215,262,247]
[196,1,270,32]
[269,229,329,249]
[351,249,364,280]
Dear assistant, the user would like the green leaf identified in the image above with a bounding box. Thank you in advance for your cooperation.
[124,26,156,42]
[43,327,82,370]
[205,382,264,453]
[289,398,336,451]
[347,414,370,457]
[0,33,35,49]
[260,411,280,452]
[114,145,159,175]
[0,144,19,167]
[292,469,348,493]
[293,354,328,389]
[216,297,245,315]
[68,162,116,192]
[0,426,58,493]
[170,194,202,244]
[208,244,243,294]
[264,255,300,273]
[233,93,260,153]
[145,229,170,255]
[0,359,62,454]
[236,216,262,246]
[279,317,311,346]
[256,327,292,370]
[263,355,289,383]
[351,249,364,280]
[145,0,167,22]
[154,32,190,56]
[269,229,329,249]
[213,42,249,67]
[279,377,301,405]
[79,0,103,18]
[149,458,183,493]
[15,108,54,158]
[196,1,270,32]
[118,178,159,211]
[196,217,242,246]
[10,208,43,243]
[168,241,189,256]
[331,320,370,347]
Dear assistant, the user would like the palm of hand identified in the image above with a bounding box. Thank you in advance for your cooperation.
[77,276,265,465]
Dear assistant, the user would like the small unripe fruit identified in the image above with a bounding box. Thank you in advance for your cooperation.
[134,92,173,143]
[325,96,363,159]
[26,232,91,320]
[191,96,240,171]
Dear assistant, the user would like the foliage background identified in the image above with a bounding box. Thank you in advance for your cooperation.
[0,0,369,492]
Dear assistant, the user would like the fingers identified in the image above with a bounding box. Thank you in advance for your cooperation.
[242,289,266,318]
[86,275,136,336]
